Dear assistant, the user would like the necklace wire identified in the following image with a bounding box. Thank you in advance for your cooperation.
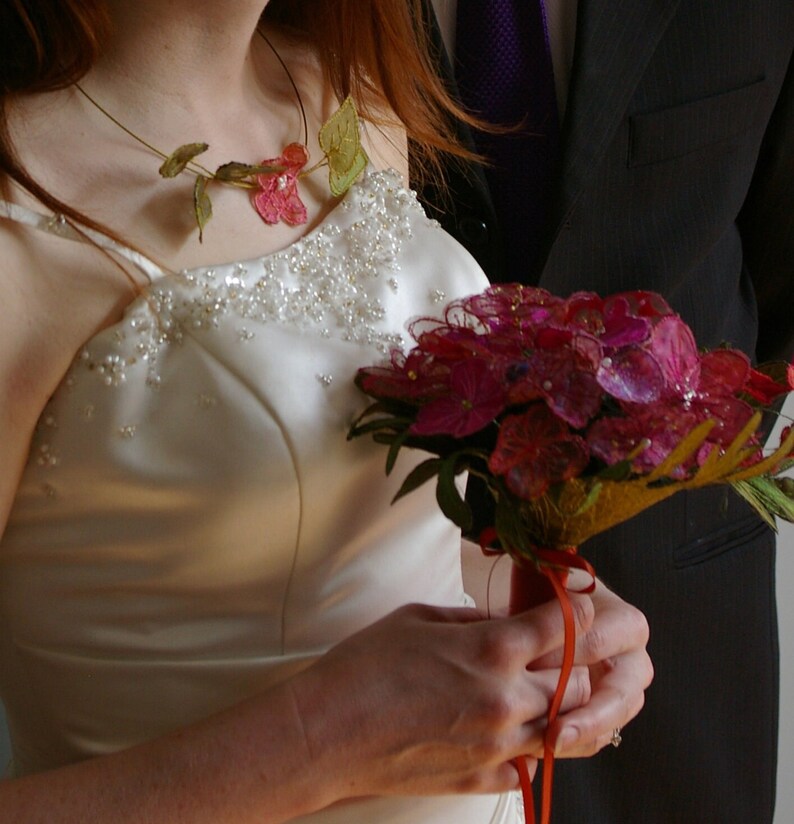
[74,83,210,167]
[75,25,308,172]
[257,28,309,148]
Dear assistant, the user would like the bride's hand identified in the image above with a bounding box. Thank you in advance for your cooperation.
[537,575,653,757]
[286,596,594,802]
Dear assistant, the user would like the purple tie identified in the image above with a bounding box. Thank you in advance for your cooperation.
[455,0,560,281]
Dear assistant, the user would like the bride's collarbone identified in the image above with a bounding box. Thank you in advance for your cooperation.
[54,128,349,272]
[14,89,348,273]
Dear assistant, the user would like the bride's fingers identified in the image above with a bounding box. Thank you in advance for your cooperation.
[531,580,649,671]
[523,665,592,717]
[501,665,592,759]
[546,647,652,757]
[504,593,595,669]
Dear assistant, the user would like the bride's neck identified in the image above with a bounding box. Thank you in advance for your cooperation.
[93,0,275,115]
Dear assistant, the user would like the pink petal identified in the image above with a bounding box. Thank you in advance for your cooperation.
[488,406,567,476]
[692,396,755,443]
[252,176,307,226]
[278,188,309,226]
[280,142,310,170]
[698,349,750,395]
[411,359,505,437]
[650,315,700,396]
[743,368,790,404]
[621,291,674,319]
[411,396,477,437]
[597,348,664,404]
[537,357,602,428]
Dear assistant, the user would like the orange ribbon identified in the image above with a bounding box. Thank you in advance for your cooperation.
[479,531,596,824]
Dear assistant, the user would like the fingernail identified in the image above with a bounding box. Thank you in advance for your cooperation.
[554,727,580,754]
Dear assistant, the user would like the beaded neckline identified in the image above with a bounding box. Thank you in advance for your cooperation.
[0,166,391,285]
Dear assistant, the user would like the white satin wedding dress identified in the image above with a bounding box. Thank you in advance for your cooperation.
[0,169,519,823]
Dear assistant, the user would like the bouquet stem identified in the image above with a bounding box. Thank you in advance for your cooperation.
[509,557,576,824]
[509,561,569,614]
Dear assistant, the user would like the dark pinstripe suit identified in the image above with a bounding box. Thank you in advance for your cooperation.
[417,1,794,821]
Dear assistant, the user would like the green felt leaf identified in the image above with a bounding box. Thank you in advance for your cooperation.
[348,415,410,439]
[214,161,285,182]
[193,175,212,242]
[733,475,794,527]
[392,458,442,504]
[436,455,472,532]
[328,149,368,197]
[493,487,533,559]
[385,430,410,475]
[573,481,602,516]
[159,143,209,178]
[318,96,369,196]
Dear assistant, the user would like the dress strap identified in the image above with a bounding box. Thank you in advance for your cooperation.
[0,199,167,282]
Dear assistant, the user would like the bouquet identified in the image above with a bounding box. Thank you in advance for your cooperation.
[348,284,794,824]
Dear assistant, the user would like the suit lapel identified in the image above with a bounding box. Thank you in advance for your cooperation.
[548,0,683,243]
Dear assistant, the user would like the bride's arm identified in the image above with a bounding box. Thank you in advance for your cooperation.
[0,598,598,823]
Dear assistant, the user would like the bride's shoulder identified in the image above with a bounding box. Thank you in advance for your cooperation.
[0,192,142,406]
[359,115,408,181]
[0,213,68,535]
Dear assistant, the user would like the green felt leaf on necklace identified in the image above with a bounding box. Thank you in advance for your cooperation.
[214,161,286,184]
[159,142,210,178]
[193,175,213,242]
[318,96,368,197]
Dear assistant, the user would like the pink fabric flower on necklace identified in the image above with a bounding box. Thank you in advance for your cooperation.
[252,142,310,226]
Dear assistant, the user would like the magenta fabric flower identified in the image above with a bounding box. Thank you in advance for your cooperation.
[530,348,603,428]
[355,283,778,485]
[411,358,506,437]
[589,331,756,473]
[463,284,563,332]
[596,348,664,404]
[356,349,451,403]
[587,407,700,476]
[489,404,590,500]
[252,142,309,226]
[648,315,701,397]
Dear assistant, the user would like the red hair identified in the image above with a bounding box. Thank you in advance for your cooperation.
[265,1,475,169]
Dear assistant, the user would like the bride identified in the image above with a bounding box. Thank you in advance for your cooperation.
[0,1,652,821]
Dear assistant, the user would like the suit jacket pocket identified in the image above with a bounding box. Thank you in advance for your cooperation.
[673,513,770,568]
[628,77,770,167]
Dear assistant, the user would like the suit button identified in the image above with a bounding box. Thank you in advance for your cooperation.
[458,216,490,246]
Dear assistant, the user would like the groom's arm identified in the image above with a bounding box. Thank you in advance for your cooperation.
[739,52,794,363]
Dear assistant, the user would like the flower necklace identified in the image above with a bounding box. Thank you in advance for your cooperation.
[75,32,368,241]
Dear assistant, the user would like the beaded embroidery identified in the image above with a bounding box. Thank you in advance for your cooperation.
[74,169,418,389]
[28,169,441,486]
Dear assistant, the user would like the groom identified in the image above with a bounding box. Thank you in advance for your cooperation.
[418,1,794,822]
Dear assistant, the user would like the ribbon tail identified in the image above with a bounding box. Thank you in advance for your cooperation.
[487,539,591,824]
[538,567,576,824]
[515,754,536,824]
